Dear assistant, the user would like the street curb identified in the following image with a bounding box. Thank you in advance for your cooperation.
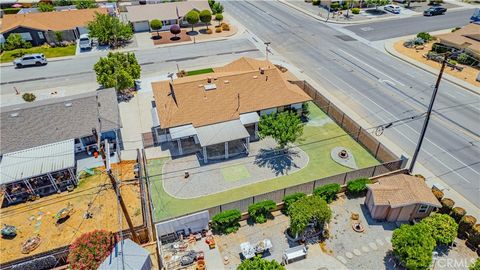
[383,38,480,95]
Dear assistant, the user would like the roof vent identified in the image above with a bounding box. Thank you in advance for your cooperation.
[224,80,230,84]
[253,75,258,79]
[260,68,265,75]
[10,112,19,118]
[204,83,217,91]
[207,77,212,83]
[65,102,72,107]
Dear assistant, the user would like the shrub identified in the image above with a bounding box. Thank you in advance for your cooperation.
[450,207,466,223]
[221,23,230,31]
[431,43,449,53]
[439,198,454,214]
[215,13,224,25]
[282,192,306,215]
[470,258,480,270]
[312,0,320,5]
[237,256,285,270]
[248,200,276,224]
[330,2,340,10]
[392,223,436,270]
[3,34,32,51]
[421,213,458,245]
[417,32,432,42]
[431,187,444,201]
[456,53,479,66]
[215,27,222,33]
[351,7,361,14]
[289,196,331,236]
[313,183,340,203]
[459,215,477,239]
[467,224,480,251]
[38,2,55,12]
[206,28,213,34]
[170,24,181,37]
[346,178,371,196]
[68,230,114,270]
[448,59,458,65]
[211,209,241,234]
[22,93,36,102]
[3,8,21,14]
[451,27,461,32]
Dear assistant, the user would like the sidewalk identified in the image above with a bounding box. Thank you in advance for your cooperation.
[384,34,480,94]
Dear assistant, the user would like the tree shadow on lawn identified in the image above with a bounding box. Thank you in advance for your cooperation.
[254,148,300,176]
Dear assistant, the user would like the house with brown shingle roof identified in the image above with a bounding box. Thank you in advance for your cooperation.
[436,23,480,58]
[152,57,311,163]
[365,174,441,222]
[0,8,107,46]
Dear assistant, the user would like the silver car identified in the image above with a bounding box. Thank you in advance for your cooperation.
[13,53,47,68]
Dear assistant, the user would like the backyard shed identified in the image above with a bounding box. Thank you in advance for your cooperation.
[98,239,152,270]
[155,210,209,243]
[365,174,441,222]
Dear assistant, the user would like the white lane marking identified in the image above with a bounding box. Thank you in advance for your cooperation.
[318,69,474,183]
[337,48,406,87]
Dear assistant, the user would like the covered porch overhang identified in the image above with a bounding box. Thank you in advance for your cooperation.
[0,139,77,205]
[170,124,198,156]
[240,112,260,141]
[196,119,251,163]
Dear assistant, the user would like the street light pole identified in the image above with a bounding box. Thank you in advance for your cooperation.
[409,54,448,173]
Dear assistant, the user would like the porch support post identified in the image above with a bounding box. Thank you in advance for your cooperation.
[225,141,229,159]
[203,146,208,164]
[47,173,60,192]
[23,179,35,194]
[246,137,250,151]
[254,122,259,139]
[177,139,183,155]
[69,168,78,185]
[3,187,13,203]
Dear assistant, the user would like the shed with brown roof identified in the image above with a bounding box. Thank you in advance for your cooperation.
[0,8,107,46]
[365,174,441,222]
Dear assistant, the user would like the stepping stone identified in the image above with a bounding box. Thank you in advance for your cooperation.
[337,256,347,264]
[369,242,378,250]
[376,239,384,246]
[353,249,361,256]
[361,246,370,252]
[385,236,391,243]
[345,252,354,259]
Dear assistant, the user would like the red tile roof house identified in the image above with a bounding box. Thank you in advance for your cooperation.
[152,57,312,163]
[365,174,442,222]
[0,8,107,46]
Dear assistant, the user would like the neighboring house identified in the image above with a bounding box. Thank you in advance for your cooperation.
[125,0,211,32]
[0,8,107,46]
[0,88,122,156]
[436,23,480,58]
[152,57,312,163]
[365,174,442,222]
[98,239,153,270]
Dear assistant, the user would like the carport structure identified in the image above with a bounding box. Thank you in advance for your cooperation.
[0,139,77,205]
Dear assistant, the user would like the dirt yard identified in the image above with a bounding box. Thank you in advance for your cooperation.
[394,40,480,87]
[0,161,143,264]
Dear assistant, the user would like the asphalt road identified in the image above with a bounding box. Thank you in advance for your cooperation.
[344,9,474,41]
[223,1,480,207]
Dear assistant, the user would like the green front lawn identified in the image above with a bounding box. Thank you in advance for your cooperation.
[148,102,379,221]
[0,45,76,63]
[186,68,214,76]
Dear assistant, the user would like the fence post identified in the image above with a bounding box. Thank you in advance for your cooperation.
[326,101,331,115]
[343,172,348,185]
[356,127,362,141]
[372,165,377,177]
[374,143,381,159]
[340,113,345,127]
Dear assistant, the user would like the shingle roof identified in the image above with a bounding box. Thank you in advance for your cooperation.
[0,8,107,33]
[436,23,480,56]
[0,89,121,155]
[125,1,211,22]
[153,57,311,128]
[368,174,442,208]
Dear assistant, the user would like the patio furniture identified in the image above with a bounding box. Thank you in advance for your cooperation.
[240,242,256,259]
[205,236,215,249]
[55,203,74,220]
[1,224,17,238]
[21,235,41,254]
[255,239,273,254]
[282,245,307,265]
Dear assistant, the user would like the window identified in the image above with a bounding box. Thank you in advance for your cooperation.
[19,32,33,41]
[418,205,429,213]
[37,32,45,39]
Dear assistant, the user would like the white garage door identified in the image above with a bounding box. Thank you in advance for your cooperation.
[133,21,150,32]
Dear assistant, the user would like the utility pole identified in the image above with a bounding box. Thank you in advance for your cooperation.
[264,42,271,61]
[409,54,448,173]
[92,128,140,244]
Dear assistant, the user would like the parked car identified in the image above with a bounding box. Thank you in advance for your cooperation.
[470,8,480,22]
[423,6,447,16]
[13,54,47,68]
[384,4,401,14]
[79,34,92,50]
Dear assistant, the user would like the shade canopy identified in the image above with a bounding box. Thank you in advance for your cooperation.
[0,139,75,185]
[239,112,260,125]
[196,120,250,147]
[169,124,197,140]
[98,239,152,270]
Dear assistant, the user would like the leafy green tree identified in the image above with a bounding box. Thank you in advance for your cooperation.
[199,10,212,29]
[38,2,54,12]
[420,213,458,245]
[392,223,436,270]
[3,34,32,51]
[88,13,132,48]
[289,195,332,236]
[237,256,285,270]
[282,192,306,215]
[150,19,163,38]
[208,0,215,8]
[212,2,224,14]
[76,0,97,9]
[93,52,141,93]
[185,10,200,32]
[470,258,480,270]
[366,0,390,10]
[170,24,181,39]
[215,13,224,26]
[258,111,304,149]
[54,31,63,43]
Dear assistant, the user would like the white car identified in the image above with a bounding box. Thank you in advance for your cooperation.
[13,53,47,68]
[384,4,401,14]
[79,34,92,50]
